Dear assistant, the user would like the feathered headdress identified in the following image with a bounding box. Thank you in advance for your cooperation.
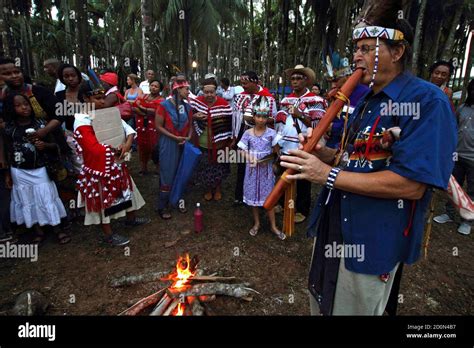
[322,49,352,81]
[352,0,411,88]
[352,0,408,42]
[253,96,271,116]
[83,68,105,96]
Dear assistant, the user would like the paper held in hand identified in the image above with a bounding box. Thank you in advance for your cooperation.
[91,107,130,162]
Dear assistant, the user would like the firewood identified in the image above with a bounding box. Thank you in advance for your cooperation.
[162,298,180,316]
[110,271,168,287]
[119,289,165,316]
[198,295,216,303]
[167,283,259,299]
[191,276,237,282]
[149,293,172,316]
[187,296,204,316]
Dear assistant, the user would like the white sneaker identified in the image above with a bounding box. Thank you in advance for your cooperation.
[457,222,471,235]
[433,214,453,224]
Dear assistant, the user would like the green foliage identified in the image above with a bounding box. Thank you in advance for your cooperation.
[3,0,472,91]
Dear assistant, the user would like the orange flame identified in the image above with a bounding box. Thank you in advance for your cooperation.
[171,254,195,289]
[175,303,185,316]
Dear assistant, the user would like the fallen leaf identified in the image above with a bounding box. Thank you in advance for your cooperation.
[164,237,181,248]
[181,229,191,236]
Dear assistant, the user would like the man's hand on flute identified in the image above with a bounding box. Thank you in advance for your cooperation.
[280,127,334,185]
[280,149,331,185]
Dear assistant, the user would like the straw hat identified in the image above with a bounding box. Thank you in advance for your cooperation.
[284,64,316,86]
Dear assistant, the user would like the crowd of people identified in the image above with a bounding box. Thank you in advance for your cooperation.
[0,0,472,316]
[0,55,470,243]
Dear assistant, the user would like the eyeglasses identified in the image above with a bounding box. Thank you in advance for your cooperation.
[353,44,378,55]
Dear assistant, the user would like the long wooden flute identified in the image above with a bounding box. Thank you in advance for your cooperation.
[263,67,365,210]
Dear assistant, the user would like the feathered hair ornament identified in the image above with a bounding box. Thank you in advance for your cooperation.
[253,96,271,116]
[322,49,352,81]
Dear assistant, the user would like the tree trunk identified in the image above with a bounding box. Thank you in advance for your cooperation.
[442,0,465,61]
[454,23,469,90]
[182,1,191,78]
[293,0,300,65]
[216,28,222,76]
[262,0,270,85]
[0,0,9,56]
[460,29,473,102]
[63,0,74,64]
[411,0,427,75]
[280,0,290,98]
[431,21,443,62]
[75,0,89,71]
[248,0,254,71]
[141,0,153,72]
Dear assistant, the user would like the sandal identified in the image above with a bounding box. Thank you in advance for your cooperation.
[213,191,222,201]
[32,231,46,245]
[158,209,172,220]
[56,232,71,245]
[273,230,286,240]
[249,226,259,236]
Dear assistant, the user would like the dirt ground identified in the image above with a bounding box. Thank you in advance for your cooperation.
[0,155,472,316]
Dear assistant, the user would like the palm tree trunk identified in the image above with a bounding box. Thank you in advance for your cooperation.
[62,0,74,64]
[248,0,254,71]
[293,0,300,66]
[75,0,89,70]
[281,0,290,98]
[216,26,222,76]
[442,0,465,61]
[262,0,269,85]
[0,0,9,56]
[411,0,427,75]
[460,29,473,102]
[141,0,153,72]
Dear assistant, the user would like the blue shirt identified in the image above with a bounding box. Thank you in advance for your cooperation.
[307,72,457,275]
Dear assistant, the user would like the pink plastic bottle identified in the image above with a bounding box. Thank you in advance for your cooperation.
[194,203,203,233]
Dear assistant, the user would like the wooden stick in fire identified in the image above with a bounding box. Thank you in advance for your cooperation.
[263,67,365,210]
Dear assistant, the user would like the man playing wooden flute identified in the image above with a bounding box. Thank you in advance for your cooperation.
[281,0,457,315]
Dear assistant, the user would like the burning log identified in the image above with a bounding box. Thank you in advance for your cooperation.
[199,295,216,303]
[149,293,173,316]
[187,296,204,316]
[119,289,165,316]
[120,254,257,316]
[110,271,168,288]
[191,275,236,282]
[162,298,180,316]
[166,283,259,299]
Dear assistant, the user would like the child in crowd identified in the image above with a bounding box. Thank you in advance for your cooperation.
[3,93,69,244]
[237,96,285,240]
[73,83,149,246]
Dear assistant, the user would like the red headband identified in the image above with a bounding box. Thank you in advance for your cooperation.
[172,80,190,91]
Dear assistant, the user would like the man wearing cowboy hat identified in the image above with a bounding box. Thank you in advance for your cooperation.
[275,65,328,223]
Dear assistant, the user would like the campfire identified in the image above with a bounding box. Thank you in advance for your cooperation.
[118,254,258,316]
